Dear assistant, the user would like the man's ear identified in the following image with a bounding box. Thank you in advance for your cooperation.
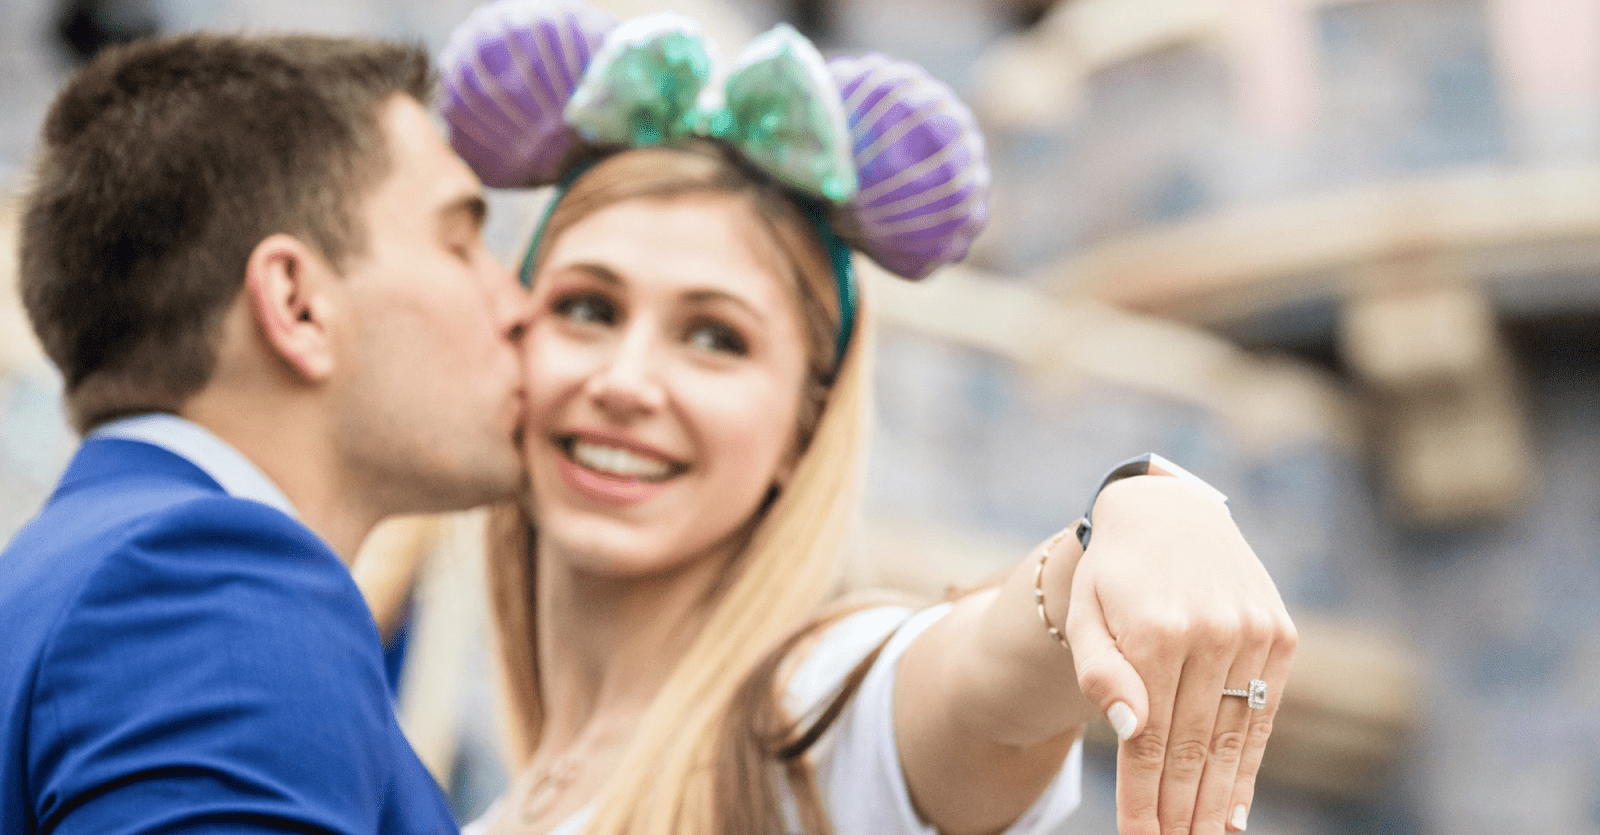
[242,233,339,382]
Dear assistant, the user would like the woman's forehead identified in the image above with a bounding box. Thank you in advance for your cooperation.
[542,193,793,299]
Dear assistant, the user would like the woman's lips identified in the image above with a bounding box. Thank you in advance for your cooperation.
[552,434,684,506]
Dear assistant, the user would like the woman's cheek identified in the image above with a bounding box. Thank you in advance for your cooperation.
[527,330,599,390]
[708,382,801,463]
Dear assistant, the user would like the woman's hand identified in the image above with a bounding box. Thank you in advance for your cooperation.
[1060,473,1296,835]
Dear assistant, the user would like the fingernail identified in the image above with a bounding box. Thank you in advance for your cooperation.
[1106,701,1137,740]
[1231,804,1249,831]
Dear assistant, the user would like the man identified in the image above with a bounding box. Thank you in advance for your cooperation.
[0,33,529,832]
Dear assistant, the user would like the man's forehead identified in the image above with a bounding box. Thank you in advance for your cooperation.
[376,94,483,209]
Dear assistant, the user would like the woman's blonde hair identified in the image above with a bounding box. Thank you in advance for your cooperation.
[485,143,874,835]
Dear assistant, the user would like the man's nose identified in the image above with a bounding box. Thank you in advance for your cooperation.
[490,262,533,343]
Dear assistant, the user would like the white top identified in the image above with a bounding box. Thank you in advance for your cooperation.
[90,413,299,518]
[468,604,1082,835]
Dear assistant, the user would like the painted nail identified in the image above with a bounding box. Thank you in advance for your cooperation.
[1230,804,1249,832]
[1107,701,1137,740]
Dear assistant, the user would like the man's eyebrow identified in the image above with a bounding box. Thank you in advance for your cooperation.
[440,194,488,228]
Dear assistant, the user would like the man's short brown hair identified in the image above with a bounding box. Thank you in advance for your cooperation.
[19,33,432,432]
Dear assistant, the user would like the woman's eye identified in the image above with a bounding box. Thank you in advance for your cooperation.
[685,320,748,356]
[553,294,617,326]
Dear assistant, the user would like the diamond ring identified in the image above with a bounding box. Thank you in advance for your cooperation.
[1223,679,1268,710]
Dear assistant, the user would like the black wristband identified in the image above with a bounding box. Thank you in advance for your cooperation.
[1075,453,1229,550]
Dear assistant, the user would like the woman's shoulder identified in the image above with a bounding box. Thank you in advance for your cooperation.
[462,799,592,835]
[782,596,951,717]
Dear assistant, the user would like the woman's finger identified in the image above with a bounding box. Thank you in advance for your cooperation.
[1064,572,1150,742]
[1224,615,1298,833]
[1152,625,1234,835]
[1189,621,1274,834]
[1106,626,1188,835]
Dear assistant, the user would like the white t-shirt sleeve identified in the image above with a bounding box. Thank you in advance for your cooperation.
[787,604,1083,835]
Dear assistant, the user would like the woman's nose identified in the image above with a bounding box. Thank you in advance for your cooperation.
[585,323,666,418]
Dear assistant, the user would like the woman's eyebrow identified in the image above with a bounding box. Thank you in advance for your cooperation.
[683,288,765,323]
[549,263,764,321]
[554,261,625,286]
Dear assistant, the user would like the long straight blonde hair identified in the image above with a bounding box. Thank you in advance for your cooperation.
[485,143,875,835]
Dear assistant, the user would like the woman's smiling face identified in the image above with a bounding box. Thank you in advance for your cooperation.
[521,191,811,577]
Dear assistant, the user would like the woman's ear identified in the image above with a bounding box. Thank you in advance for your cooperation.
[243,233,339,382]
[763,453,798,513]
[772,448,799,491]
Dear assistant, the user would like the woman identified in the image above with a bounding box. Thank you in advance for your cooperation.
[441,5,1295,835]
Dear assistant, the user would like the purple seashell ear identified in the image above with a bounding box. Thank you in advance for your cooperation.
[439,0,616,188]
[828,54,990,280]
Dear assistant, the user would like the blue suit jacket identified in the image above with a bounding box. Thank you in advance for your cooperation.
[0,438,458,834]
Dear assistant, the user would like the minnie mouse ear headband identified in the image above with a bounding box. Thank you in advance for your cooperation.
[438,0,990,358]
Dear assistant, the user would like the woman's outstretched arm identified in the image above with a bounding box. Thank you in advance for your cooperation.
[894,472,1296,835]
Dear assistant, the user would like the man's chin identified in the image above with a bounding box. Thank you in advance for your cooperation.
[468,459,529,507]
[408,459,525,515]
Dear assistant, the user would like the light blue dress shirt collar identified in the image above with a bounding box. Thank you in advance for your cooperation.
[89,413,299,519]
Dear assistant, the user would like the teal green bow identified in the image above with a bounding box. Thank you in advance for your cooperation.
[564,17,859,203]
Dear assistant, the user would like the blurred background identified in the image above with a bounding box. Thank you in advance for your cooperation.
[3,0,1598,832]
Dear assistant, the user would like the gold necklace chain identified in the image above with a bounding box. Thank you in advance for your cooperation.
[517,749,584,826]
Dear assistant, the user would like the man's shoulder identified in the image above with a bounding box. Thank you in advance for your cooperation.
[0,438,352,701]
[7,435,294,556]
[0,441,329,619]
[0,440,430,835]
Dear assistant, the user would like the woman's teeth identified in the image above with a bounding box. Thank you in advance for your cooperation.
[570,441,674,480]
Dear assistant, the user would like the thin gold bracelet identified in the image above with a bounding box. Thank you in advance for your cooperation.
[1032,524,1079,650]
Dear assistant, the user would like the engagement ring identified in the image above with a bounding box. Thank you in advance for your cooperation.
[1223,679,1268,710]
